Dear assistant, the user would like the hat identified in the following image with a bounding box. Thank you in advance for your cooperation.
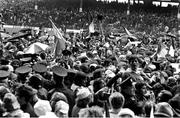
[34,99,52,116]
[0,70,10,80]
[33,63,47,73]
[62,50,72,56]
[52,66,67,77]
[15,66,32,74]
[3,93,20,111]
[105,70,115,78]
[154,102,174,118]
[54,100,69,114]
[107,65,116,72]
[76,87,92,100]
[119,108,135,118]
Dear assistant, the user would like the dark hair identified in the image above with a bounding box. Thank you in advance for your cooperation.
[77,97,91,108]
[40,52,46,60]
[74,72,87,86]
[93,78,104,93]
[15,84,36,102]
[109,92,125,109]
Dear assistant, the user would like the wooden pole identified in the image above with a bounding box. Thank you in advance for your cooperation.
[127,0,130,15]
[177,1,180,48]
[79,0,83,12]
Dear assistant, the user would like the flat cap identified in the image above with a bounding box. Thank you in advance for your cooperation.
[52,66,67,77]
[15,66,32,74]
[33,63,47,73]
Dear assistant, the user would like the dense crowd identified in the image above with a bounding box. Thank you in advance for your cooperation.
[0,1,180,118]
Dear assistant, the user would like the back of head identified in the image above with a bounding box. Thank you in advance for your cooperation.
[79,106,104,118]
[109,92,125,110]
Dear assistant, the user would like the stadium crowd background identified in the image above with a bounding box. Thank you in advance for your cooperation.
[0,0,180,118]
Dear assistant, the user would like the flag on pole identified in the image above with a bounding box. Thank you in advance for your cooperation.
[169,45,175,57]
[157,42,168,58]
[49,18,66,57]
[89,21,95,33]
[124,27,132,36]
[123,26,137,40]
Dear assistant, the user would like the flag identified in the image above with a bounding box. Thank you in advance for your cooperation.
[89,21,95,33]
[157,42,168,58]
[123,26,137,40]
[169,45,175,57]
[124,27,132,36]
[49,18,66,57]
[168,37,175,57]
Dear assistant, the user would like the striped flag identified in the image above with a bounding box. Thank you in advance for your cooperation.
[49,18,66,57]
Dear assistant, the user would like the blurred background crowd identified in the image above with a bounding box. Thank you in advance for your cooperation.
[0,0,179,118]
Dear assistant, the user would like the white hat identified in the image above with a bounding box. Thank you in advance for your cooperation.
[55,100,69,114]
[76,87,92,100]
[34,99,52,116]
[108,65,116,72]
[105,70,115,78]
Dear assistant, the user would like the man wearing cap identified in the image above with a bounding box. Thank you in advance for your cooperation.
[32,63,54,91]
[15,66,32,84]
[62,49,73,68]
[48,65,75,117]
[0,70,10,87]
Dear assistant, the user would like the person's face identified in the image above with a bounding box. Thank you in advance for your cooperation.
[141,85,147,95]
[124,86,135,96]
[130,59,139,69]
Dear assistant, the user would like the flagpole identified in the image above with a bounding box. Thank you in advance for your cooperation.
[127,0,130,16]
[79,0,83,13]
[177,1,180,48]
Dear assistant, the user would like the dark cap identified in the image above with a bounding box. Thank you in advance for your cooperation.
[62,50,72,56]
[0,70,10,80]
[32,63,47,73]
[15,66,32,74]
[120,76,133,89]
[52,66,67,77]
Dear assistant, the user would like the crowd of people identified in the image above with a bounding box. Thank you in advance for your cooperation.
[0,0,180,118]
